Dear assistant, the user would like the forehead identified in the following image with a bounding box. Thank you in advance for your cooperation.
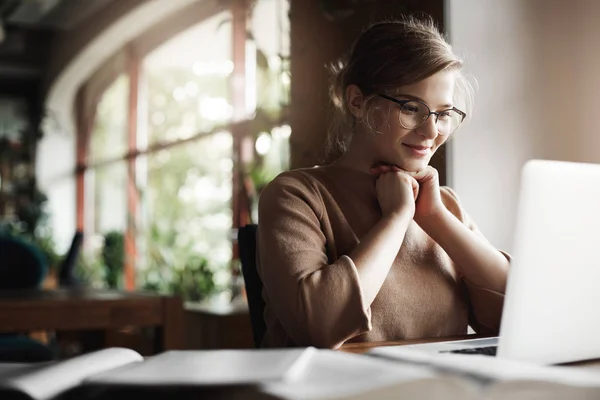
[394,70,456,108]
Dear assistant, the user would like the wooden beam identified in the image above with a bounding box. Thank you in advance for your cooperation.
[45,0,225,104]
[132,0,229,59]
[230,0,252,264]
[124,45,140,291]
[74,86,96,232]
[83,119,258,170]
[42,0,146,97]
[0,62,41,79]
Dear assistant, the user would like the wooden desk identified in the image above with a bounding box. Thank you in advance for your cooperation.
[340,334,490,354]
[0,288,184,353]
[184,300,254,349]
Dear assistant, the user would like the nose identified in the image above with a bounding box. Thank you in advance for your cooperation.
[416,115,438,139]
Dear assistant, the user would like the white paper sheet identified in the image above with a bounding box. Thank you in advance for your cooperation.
[259,349,463,400]
[1,347,142,400]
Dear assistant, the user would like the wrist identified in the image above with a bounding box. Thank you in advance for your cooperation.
[382,207,414,227]
[416,208,452,236]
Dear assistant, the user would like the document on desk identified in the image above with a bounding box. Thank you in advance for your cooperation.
[259,349,477,400]
[85,347,315,387]
[0,347,316,400]
[0,348,143,400]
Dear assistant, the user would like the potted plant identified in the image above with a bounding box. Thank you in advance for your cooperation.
[102,231,124,289]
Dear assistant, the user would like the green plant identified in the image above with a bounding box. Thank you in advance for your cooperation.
[0,203,62,270]
[139,220,226,302]
[75,251,107,289]
[170,256,216,302]
[13,179,48,236]
[102,231,124,289]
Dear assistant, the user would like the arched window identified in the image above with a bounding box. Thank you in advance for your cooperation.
[78,0,290,301]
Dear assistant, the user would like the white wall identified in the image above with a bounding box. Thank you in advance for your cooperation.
[36,128,76,254]
[447,0,600,252]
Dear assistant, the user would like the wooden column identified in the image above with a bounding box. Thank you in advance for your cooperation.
[125,46,140,290]
[230,0,252,263]
[74,87,96,232]
[75,91,87,232]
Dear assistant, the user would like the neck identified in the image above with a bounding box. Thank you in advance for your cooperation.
[336,129,378,174]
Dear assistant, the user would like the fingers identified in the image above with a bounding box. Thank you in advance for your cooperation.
[369,163,403,176]
[369,164,439,187]
[409,166,438,182]
[411,177,420,200]
[377,169,420,192]
[369,164,394,176]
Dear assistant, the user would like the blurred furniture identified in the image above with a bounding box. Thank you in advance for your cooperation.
[0,335,55,362]
[0,234,48,290]
[57,230,83,287]
[184,301,254,350]
[238,224,266,348]
[0,234,55,362]
[0,289,184,355]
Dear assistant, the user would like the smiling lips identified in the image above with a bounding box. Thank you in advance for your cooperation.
[402,144,431,157]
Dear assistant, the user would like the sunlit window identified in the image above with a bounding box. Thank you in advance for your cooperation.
[78,0,291,302]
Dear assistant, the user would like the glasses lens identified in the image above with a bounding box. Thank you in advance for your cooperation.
[436,110,463,135]
[399,101,429,130]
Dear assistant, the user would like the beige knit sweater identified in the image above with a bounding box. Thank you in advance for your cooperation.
[256,165,507,349]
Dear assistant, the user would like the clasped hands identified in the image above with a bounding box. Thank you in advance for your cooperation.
[369,163,446,227]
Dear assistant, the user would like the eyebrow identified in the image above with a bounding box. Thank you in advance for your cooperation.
[395,93,453,110]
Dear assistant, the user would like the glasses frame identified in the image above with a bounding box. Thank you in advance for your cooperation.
[378,93,467,135]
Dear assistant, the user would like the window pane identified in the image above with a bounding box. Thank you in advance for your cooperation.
[251,124,291,222]
[138,133,233,299]
[250,0,291,113]
[89,75,129,163]
[144,11,233,146]
[83,160,127,262]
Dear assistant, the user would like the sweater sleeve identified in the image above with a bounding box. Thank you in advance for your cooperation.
[256,173,372,349]
[440,186,511,334]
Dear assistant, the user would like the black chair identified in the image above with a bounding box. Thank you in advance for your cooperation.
[0,230,85,363]
[58,231,84,287]
[0,234,48,290]
[0,234,56,362]
[238,224,266,348]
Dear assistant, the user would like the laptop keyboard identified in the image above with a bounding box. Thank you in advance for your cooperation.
[441,346,498,356]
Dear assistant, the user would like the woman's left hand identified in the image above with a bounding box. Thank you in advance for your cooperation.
[409,166,445,222]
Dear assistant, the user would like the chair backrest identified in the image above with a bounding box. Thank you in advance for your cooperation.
[238,224,266,348]
[58,230,84,287]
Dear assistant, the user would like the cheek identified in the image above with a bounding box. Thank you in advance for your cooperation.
[365,104,400,134]
[434,135,449,149]
[368,107,392,133]
[382,110,411,140]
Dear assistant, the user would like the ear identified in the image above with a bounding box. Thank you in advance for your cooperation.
[345,84,364,118]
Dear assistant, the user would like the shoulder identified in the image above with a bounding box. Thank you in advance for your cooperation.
[439,186,466,223]
[261,169,321,198]
[259,169,325,215]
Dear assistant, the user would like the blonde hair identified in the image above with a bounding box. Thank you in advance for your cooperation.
[327,15,473,162]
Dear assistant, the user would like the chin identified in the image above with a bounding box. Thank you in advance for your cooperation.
[396,159,430,172]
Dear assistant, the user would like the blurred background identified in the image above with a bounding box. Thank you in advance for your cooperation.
[0,0,598,350]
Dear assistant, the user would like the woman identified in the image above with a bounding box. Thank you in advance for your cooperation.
[256,16,510,349]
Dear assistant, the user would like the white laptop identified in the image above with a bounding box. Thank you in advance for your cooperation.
[387,159,600,365]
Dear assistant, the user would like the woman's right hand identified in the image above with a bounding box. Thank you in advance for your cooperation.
[370,164,419,219]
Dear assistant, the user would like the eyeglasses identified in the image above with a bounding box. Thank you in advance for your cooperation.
[378,93,466,136]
